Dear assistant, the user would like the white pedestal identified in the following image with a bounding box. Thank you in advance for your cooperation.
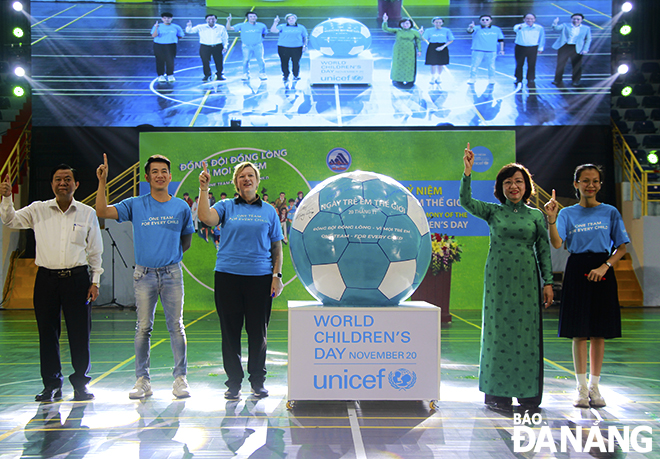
[309,50,374,85]
[287,301,441,402]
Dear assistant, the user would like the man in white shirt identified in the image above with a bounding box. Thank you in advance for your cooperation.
[186,14,229,82]
[0,165,103,402]
[512,13,545,88]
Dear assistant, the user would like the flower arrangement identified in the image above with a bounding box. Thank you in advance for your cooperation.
[430,233,462,275]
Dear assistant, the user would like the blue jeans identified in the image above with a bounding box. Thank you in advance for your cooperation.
[470,50,497,81]
[134,263,187,379]
[242,43,266,75]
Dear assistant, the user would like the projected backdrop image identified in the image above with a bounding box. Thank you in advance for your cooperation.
[31,0,612,128]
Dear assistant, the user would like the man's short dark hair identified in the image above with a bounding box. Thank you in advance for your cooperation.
[571,13,585,20]
[246,11,257,18]
[161,12,173,18]
[144,155,171,174]
[205,14,217,19]
[479,14,493,21]
[51,164,78,182]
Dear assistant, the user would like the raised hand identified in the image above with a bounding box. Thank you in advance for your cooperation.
[273,15,280,23]
[552,17,559,26]
[419,26,424,35]
[544,189,559,220]
[199,161,211,190]
[187,20,192,28]
[463,142,474,176]
[96,153,109,182]
[227,14,232,22]
[0,176,12,198]
[382,13,388,22]
[154,21,159,27]
[469,21,475,28]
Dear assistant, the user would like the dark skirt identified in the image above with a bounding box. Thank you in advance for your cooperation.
[558,252,622,339]
[425,43,449,65]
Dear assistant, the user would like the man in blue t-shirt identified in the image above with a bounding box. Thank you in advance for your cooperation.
[466,15,505,85]
[227,11,269,81]
[96,154,194,400]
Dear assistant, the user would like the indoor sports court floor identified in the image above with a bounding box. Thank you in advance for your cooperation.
[0,307,658,458]
[29,0,614,128]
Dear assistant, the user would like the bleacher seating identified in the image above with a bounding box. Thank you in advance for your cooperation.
[611,109,621,121]
[633,120,657,134]
[623,71,646,85]
[617,96,639,108]
[643,96,660,108]
[650,72,660,84]
[641,62,660,74]
[624,135,641,149]
[625,109,647,121]
[651,109,660,120]
[642,135,660,148]
[616,120,630,133]
[634,84,655,96]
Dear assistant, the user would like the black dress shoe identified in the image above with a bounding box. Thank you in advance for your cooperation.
[217,75,226,81]
[73,386,95,401]
[252,385,269,399]
[224,387,240,400]
[35,387,62,402]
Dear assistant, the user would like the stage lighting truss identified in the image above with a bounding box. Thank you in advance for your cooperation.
[648,151,659,166]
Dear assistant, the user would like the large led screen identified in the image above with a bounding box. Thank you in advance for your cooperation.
[30,0,612,128]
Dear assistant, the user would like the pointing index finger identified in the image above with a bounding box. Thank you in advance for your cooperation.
[103,153,108,167]
[203,161,208,173]
[552,188,556,200]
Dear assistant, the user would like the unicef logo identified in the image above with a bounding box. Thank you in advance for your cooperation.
[388,368,417,390]
[326,147,351,173]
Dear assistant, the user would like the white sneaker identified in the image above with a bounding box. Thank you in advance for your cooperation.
[241,74,249,81]
[167,75,176,83]
[172,375,191,398]
[467,78,475,85]
[573,384,589,408]
[588,385,606,407]
[129,376,152,399]
[157,75,166,83]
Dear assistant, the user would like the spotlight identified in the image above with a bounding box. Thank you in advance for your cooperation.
[12,1,23,11]
[14,66,25,77]
[617,63,630,75]
[622,2,633,13]
[619,24,632,36]
[12,86,25,97]
[649,151,659,165]
[12,27,24,38]
[621,85,633,96]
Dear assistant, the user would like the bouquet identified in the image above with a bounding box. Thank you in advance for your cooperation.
[430,233,462,275]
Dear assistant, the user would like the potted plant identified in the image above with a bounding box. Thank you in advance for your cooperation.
[411,233,462,322]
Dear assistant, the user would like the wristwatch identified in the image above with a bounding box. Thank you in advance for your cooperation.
[273,273,282,278]
[605,261,612,268]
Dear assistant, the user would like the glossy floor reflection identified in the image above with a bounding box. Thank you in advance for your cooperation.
[1,307,659,458]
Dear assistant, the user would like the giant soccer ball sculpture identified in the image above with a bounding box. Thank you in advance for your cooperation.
[310,18,372,58]
[290,171,431,306]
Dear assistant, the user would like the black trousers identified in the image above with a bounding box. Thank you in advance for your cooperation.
[514,44,538,83]
[214,272,273,389]
[554,44,583,84]
[33,267,92,389]
[278,46,303,78]
[200,44,224,78]
[153,42,177,76]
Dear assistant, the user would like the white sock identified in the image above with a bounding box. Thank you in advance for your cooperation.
[576,373,588,387]
[589,374,600,387]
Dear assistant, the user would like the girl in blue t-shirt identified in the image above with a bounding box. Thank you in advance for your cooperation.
[420,17,454,84]
[545,164,630,410]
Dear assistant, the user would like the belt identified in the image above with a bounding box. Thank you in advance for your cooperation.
[202,43,223,47]
[40,266,88,278]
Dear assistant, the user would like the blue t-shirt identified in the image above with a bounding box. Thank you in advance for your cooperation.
[470,25,504,52]
[151,23,185,44]
[234,22,268,45]
[557,203,630,254]
[115,194,195,268]
[276,24,308,48]
[212,197,283,275]
[422,27,454,43]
